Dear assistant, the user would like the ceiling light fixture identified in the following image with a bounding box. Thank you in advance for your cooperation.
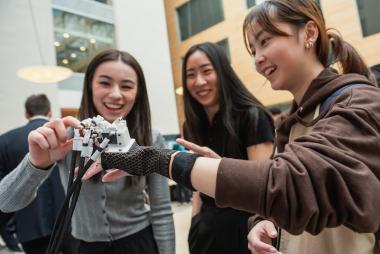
[16,0,72,84]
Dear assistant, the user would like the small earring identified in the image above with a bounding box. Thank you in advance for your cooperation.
[305,40,314,49]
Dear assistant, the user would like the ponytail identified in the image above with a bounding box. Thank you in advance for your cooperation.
[327,31,375,83]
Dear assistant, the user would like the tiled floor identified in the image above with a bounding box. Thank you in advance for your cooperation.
[0,202,193,254]
[172,202,192,254]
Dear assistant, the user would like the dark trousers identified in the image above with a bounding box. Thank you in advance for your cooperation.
[0,213,21,251]
[79,226,158,254]
[188,206,251,254]
[22,233,80,254]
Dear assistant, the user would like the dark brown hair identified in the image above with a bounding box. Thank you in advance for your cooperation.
[25,93,51,116]
[243,0,373,81]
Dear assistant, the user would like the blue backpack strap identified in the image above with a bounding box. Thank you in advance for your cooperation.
[320,84,366,113]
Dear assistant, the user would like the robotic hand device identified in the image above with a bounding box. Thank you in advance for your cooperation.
[47,115,135,254]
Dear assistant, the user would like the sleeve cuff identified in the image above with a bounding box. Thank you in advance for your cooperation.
[215,157,271,215]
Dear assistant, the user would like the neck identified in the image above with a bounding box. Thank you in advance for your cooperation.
[292,61,324,105]
[204,104,220,124]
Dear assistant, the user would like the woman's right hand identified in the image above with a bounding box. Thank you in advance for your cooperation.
[247,220,281,254]
[28,116,81,169]
[176,138,221,159]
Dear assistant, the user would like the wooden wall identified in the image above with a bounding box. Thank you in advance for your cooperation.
[164,0,380,128]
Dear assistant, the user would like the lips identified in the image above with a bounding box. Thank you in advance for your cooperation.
[196,89,212,97]
[262,66,277,78]
[104,103,123,110]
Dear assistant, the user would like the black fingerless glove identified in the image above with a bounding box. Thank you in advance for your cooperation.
[101,142,176,177]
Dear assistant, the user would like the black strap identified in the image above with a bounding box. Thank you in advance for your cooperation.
[171,152,202,191]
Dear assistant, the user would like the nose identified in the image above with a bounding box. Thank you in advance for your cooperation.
[195,74,206,86]
[109,84,122,98]
[254,53,265,70]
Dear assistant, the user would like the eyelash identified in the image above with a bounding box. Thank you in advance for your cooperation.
[261,37,271,46]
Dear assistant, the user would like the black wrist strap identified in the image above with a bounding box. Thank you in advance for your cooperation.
[171,152,202,191]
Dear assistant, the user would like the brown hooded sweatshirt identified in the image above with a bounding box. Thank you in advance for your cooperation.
[215,68,380,236]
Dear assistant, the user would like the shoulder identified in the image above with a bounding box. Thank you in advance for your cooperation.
[0,125,25,142]
[340,85,380,123]
[334,84,380,111]
[236,106,271,127]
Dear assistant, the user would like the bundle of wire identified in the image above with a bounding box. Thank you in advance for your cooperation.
[46,124,113,254]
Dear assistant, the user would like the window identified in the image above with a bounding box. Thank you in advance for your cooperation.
[216,38,231,62]
[53,9,116,72]
[177,0,224,41]
[356,0,380,36]
[246,0,255,8]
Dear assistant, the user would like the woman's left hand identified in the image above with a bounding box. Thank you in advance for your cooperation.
[176,138,221,158]
[82,158,129,182]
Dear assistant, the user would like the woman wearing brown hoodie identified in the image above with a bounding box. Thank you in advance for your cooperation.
[21,0,380,253]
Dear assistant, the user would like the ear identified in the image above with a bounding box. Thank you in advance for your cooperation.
[47,111,52,119]
[25,112,31,120]
[304,20,319,45]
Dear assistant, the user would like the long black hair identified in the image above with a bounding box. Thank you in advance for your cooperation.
[182,42,273,154]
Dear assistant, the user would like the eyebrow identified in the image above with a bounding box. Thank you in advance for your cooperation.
[98,74,135,84]
[253,29,265,40]
[98,74,112,79]
[186,63,212,72]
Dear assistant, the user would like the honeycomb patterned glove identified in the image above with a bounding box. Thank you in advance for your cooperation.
[101,142,176,177]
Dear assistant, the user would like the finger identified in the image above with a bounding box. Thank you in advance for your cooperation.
[45,118,73,143]
[176,138,202,151]
[249,243,277,254]
[36,126,59,149]
[263,222,278,238]
[103,169,130,182]
[62,116,81,129]
[250,239,279,254]
[28,130,50,150]
[60,139,74,155]
[82,159,103,180]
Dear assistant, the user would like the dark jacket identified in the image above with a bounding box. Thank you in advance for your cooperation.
[215,68,380,235]
[0,117,65,243]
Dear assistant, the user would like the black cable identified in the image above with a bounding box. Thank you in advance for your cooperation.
[51,157,92,254]
[46,135,111,254]
[68,151,79,189]
[46,156,86,254]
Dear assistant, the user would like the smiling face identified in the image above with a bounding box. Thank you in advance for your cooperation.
[92,60,138,122]
[247,20,309,93]
[185,50,219,109]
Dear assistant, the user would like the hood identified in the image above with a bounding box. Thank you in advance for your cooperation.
[276,68,374,153]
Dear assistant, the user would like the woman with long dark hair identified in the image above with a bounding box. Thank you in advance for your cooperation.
[178,42,274,254]
[0,49,175,254]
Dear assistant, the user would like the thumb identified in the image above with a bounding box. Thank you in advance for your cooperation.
[61,139,74,155]
[264,222,278,238]
[103,169,130,182]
